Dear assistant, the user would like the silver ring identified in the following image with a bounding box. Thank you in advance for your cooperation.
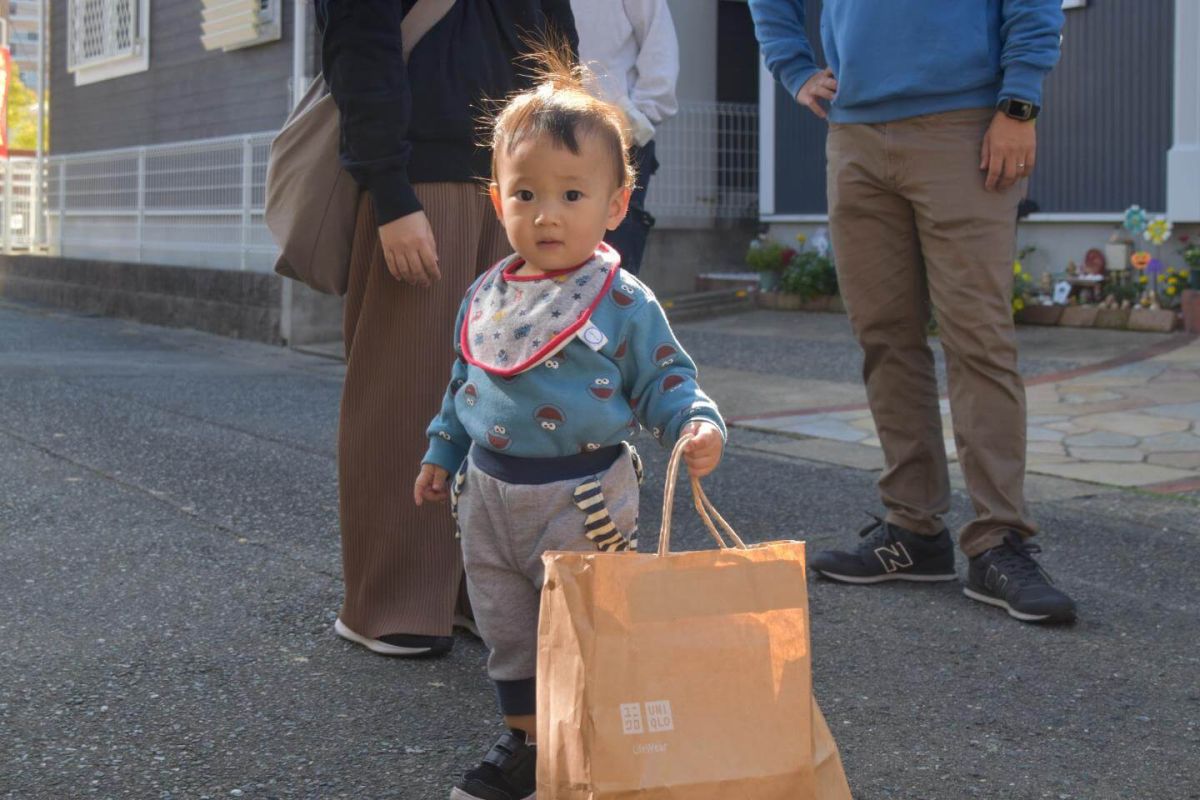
[1017,163,1026,168]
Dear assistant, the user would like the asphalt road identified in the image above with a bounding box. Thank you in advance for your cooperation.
[1,301,1197,799]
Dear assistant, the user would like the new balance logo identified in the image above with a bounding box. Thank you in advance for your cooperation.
[874,542,914,573]
[986,565,1009,593]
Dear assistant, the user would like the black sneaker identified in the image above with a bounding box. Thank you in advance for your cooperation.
[964,532,1077,624]
[334,618,454,657]
[450,730,536,800]
[810,515,958,584]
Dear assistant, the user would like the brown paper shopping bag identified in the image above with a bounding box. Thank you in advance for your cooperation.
[537,436,852,799]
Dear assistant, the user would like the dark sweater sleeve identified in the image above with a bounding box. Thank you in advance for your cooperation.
[318,0,421,225]
[541,0,580,55]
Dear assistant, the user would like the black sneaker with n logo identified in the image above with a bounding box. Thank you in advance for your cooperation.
[809,515,957,584]
[964,532,1076,624]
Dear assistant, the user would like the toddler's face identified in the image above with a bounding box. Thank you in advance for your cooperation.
[491,133,630,272]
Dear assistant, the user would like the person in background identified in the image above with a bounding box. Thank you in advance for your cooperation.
[750,0,1077,624]
[318,0,577,659]
[569,0,679,276]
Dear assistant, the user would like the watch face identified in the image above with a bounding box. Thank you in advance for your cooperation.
[1008,100,1033,119]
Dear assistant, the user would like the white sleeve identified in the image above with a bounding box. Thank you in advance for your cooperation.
[623,0,680,132]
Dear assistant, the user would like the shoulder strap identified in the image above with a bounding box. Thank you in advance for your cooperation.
[401,0,456,63]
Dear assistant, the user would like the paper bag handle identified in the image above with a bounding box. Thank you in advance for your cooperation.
[657,434,748,557]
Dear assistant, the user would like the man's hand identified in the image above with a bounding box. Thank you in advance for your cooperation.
[379,211,441,287]
[981,112,1036,192]
[414,463,450,506]
[795,68,838,120]
[681,420,724,479]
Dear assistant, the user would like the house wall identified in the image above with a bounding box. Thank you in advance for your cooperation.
[50,1,296,155]
[769,0,1176,216]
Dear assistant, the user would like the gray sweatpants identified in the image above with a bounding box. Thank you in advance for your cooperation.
[453,445,641,711]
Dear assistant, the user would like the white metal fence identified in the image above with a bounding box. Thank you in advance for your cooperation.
[6,101,757,272]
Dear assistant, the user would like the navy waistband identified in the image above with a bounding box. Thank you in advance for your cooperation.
[470,444,623,485]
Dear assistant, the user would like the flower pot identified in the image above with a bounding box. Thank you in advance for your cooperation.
[1128,307,1180,333]
[1182,289,1200,334]
[1059,305,1099,328]
[1094,307,1131,329]
[758,271,781,292]
[1015,305,1063,326]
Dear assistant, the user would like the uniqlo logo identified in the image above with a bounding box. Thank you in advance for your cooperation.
[620,703,644,735]
[644,700,674,733]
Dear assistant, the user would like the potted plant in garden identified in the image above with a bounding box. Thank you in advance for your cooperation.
[745,234,796,292]
[780,246,839,311]
[1179,234,1200,332]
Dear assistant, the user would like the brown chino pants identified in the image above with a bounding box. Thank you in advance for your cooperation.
[338,182,510,637]
[825,108,1034,557]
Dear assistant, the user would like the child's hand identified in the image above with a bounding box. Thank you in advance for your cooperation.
[414,463,451,506]
[680,420,723,479]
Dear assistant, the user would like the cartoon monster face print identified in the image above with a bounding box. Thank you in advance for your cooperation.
[661,374,687,393]
[580,442,602,453]
[488,424,511,451]
[609,283,637,308]
[653,343,678,369]
[534,405,566,431]
[544,348,568,370]
[450,377,466,395]
[588,377,615,401]
[614,338,628,359]
[437,431,453,441]
[462,383,478,407]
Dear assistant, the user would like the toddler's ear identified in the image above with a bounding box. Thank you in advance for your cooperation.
[607,186,632,232]
[489,183,504,220]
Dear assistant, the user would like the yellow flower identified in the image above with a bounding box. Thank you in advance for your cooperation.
[1012,297,1025,312]
[1013,261,1023,275]
[1167,286,1178,296]
[1139,275,1149,284]
[795,233,807,244]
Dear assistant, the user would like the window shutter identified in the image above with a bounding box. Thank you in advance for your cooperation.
[201,0,273,51]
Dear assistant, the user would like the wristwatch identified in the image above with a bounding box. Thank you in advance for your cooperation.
[997,97,1040,122]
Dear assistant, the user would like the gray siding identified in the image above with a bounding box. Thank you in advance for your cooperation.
[51,1,295,154]
[772,0,1175,215]
[1030,0,1174,213]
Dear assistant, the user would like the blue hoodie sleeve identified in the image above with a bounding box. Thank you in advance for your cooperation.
[423,297,473,474]
[618,300,726,449]
[748,0,821,101]
[999,0,1065,106]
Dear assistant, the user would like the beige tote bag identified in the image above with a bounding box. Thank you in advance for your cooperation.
[265,0,455,295]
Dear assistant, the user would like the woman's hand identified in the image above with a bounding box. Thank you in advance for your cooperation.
[379,211,441,287]
[414,463,450,506]
[681,420,724,479]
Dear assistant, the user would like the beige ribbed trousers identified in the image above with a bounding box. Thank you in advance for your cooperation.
[338,182,511,638]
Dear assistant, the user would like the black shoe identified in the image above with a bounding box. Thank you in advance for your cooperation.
[810,515,958,584]
[450,730,536,800]
[964,532,1077,624]
[334,618,454,657]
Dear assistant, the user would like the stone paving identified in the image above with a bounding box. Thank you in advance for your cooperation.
[734,336,1200,493]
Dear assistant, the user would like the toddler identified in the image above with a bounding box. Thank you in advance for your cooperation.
[414,50,726,800]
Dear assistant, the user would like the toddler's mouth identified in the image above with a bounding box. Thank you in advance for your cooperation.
[537,239,564,248]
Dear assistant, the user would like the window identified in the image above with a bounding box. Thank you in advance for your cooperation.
[201,0,281,52]
[67,0,150,86]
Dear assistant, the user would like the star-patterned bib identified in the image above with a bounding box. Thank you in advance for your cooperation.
[461,244,621,377]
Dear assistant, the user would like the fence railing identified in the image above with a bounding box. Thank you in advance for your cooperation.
[7,101,758,272]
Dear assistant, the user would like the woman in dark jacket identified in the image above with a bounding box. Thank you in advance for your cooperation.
[317,0,578,657]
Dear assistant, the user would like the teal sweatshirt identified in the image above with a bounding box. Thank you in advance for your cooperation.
[749,0,1065,124]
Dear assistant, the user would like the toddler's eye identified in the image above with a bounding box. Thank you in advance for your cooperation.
[564,190,583,202]
[516,190,534,202]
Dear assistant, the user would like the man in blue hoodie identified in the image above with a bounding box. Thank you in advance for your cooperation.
[750,0,1076,624]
